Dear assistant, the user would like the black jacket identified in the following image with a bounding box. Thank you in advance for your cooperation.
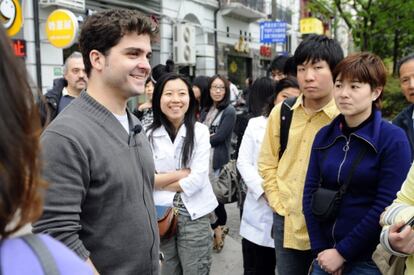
[200,104,236,170]
[39,78,67,126]
[393,104,414,161]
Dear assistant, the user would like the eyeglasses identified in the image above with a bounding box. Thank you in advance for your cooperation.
[211,85,225,91]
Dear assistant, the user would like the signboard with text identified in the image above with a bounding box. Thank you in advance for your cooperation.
[12,39,26,57]
[45,9,79,49]
[300,18,324,35]
[260,21,287,44]
[1,0,23,36]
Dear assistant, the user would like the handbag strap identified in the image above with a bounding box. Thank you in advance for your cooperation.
[21,234,60,275]
[339,146,368,195]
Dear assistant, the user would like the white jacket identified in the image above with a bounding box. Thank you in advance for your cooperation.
[237,116,274,248]
[149,122,218,220]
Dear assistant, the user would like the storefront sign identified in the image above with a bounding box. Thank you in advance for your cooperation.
[53,67,63,77]
[45,9,79,49]
[1,0,23,36]
[300,18,324,35]
[12,39,26,57]
[260,45,272,58]
[260,21,287,44]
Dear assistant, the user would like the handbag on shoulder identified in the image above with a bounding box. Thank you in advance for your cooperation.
[212,160,246,205]
[311,147,367,222]
[156,206,178,240]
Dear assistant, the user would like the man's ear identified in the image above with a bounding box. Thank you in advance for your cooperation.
[89,50,104,72]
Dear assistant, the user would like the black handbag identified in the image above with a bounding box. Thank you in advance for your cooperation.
[311,147,367,222]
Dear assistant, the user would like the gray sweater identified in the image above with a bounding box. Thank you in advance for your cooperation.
[33,92,159,275]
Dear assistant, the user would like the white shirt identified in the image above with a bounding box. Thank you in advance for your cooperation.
[148,122,218,220]
[237,116,274,247]
[112,113,129,133]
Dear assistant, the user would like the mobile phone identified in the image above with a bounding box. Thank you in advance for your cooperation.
[397,216,414,232]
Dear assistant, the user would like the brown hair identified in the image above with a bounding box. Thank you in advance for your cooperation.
[333,52,386,108]
[79,9,158,77]
[0,25,44,237]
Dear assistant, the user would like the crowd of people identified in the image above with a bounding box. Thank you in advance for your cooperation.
[3,7,414,275]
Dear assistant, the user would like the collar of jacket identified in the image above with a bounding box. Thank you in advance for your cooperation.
[291,94,338,120]
[315,109,383,153]
[151,124,187,139]
[397,104,414,126]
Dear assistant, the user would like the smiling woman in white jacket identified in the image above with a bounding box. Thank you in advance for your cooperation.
[147,73,218,275]
[237,77,300,275]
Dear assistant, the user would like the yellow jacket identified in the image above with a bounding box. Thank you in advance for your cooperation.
[381,163,414,275]
[258,95,339,250]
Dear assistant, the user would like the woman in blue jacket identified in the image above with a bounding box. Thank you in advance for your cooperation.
[303,52,412,275]
[200,75,236,252]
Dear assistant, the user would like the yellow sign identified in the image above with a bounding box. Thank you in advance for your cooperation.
[46,9,79,49]
[300,18,324,35]
[229,61,238,73]
[0,0,23,36]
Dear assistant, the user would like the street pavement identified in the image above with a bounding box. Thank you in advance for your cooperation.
[211,202,244,275]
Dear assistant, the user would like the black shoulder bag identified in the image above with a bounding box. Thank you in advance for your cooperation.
[311,147,368,222]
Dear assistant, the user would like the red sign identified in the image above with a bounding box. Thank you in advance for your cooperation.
[260,45,272,58]
[12,39,26,57]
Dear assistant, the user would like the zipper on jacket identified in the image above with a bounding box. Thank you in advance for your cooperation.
[331,135,349,246]
[336,136,350,185]
[331,220,337,247]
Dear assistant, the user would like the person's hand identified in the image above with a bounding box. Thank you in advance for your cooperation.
[138,102,151,111]
[317,249,345,274]
[388,220,414,254]
[332,266,343,275]
[177,168,191,179]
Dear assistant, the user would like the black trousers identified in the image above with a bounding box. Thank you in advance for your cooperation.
[211,203,227,229]
[242,238,276,275]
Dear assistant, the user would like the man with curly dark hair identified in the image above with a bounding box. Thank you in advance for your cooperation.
[33,9,159,274]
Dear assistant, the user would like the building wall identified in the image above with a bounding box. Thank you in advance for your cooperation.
[161,0,217,77]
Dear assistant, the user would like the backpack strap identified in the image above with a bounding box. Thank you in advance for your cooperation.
[279,97,297,159]
[21,235,60,275]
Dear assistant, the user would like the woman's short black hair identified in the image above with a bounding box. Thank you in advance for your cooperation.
[148,73,196,167]
[205,75,231,110]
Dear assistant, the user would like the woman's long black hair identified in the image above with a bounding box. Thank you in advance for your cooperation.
[148,73,197,168]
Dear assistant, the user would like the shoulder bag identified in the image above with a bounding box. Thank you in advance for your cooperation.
[311,147,367,222]
[212,159,246,205]
[156,206,178,240]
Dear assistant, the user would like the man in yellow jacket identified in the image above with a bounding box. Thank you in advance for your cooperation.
[258,34,343,275]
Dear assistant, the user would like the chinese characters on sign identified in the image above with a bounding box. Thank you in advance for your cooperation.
[45,9,79,49]
[260,21,287,44]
